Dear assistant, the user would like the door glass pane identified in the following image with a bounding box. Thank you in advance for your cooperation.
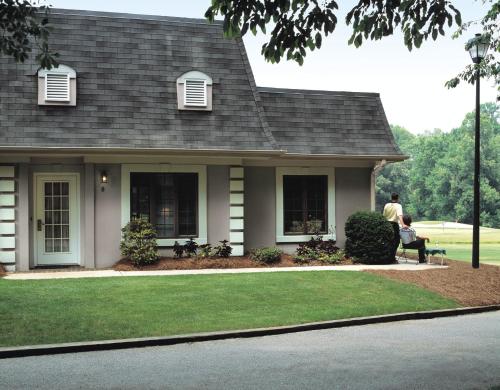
[45,182,53,196]
[61,182,69,196]
[44,180,71,253]
[61,239,69,252]
[45,239,53,252]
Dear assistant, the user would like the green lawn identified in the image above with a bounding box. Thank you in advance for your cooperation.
[414,222,500,265]
[0,272,458,347]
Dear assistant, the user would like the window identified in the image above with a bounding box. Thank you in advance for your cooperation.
[130,173,197,238]
[37,64,77,106]
[283,175,327,234]
[176,70,213,111]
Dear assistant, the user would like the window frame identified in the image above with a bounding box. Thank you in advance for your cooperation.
[121,164,207,247]
[130,172,199,239]
[276,167,336,243]
[283,175,328,235]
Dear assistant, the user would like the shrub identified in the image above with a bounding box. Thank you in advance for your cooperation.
[250,247,283,264]
[173,241,184,258]
[213,240,232,258]
[198,244,212,258]
[294,234,340,263]
[120,219,159,266]
[318,249,345,264]
[344,211,394,264]
[184,238,198,257]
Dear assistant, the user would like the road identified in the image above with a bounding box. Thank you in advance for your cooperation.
[1,312,499,389]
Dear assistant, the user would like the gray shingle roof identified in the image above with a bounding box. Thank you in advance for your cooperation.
[0,9,277,152]
[0,9,404,159]
[258,87,403,157]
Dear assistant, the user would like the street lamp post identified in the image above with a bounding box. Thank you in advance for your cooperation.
[467,33,489,269]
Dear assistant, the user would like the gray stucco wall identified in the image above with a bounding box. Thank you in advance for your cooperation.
[207,165,230,244]
[335,167,372,247]
[94,164,122,268]
[245,166,276,252]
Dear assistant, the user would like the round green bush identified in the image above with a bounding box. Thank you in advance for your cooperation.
[120,219,159,266]
[250,247,283,264]
[344,211,394,264]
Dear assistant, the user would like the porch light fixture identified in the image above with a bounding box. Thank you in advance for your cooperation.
[100,171,108,192]
[466,33,489,269]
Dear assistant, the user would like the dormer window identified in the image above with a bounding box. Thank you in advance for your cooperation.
[38,65,77,106]
[177,71,212,111]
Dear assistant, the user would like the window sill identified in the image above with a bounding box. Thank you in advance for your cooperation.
[158,237,207,247]
[276,234,335,243]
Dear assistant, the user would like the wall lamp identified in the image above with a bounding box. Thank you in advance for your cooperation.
[100,171,108,192]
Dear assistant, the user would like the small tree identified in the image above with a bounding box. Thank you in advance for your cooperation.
[345,211,394,264]
[120,219,159,266]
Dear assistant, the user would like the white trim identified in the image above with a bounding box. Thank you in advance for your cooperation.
[121,164,207,247]
[275,167,336,243]
[33,173,81,266]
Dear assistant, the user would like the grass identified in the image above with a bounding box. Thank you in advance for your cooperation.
[414,222,500,265]
[0,272,458,347]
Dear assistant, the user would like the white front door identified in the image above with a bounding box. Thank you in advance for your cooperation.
[34,173,80,266]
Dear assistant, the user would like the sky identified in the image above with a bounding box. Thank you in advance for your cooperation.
[45,0,497,134]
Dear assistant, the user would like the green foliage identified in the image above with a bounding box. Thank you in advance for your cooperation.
[213,240,233,258]
[173,241,184,258]
[206,0,462,66]
[344,211,394,264]
[184,238,198,257]
[446,1,499,95]
[120,219,159,266]
[318,249,345,264]
[0,1,58,69]
[250,247,283,264]
[198,244,213,259]
[377,104,500,228]
[293,234,341,263]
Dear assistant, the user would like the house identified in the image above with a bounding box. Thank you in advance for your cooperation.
[0,9,405,271]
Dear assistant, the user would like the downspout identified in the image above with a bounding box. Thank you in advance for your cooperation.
[370,159,387,211]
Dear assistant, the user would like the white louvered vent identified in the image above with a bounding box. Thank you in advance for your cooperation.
[45,73,70,102]
[184,79,207,107]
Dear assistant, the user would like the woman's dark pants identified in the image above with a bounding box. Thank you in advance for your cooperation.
[390,222,400,261]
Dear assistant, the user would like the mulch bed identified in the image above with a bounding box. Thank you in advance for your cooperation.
[113,254,354,271]
[367,259,500,306]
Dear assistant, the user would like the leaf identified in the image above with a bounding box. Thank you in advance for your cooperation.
[315,32,322,48]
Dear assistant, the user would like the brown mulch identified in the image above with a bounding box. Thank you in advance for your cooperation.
[0,264,5,277]
[367,259,500,307]
[113,254,354,271]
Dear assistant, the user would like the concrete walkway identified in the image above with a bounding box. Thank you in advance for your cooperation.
[4,261,446,280]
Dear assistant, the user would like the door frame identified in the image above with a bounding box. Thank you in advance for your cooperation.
[33,172,81,266]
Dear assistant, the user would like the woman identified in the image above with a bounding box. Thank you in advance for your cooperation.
[399,215,430,263]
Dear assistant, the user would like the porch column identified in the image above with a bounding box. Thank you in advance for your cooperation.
[84,163,95,269]
[0,166,17,271]
[17,164,30,271]
[229,166,244,256]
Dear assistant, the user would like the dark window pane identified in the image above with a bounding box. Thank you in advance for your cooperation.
[177,174,197,236]
[130,173,198,239]
[283,175,327,234]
